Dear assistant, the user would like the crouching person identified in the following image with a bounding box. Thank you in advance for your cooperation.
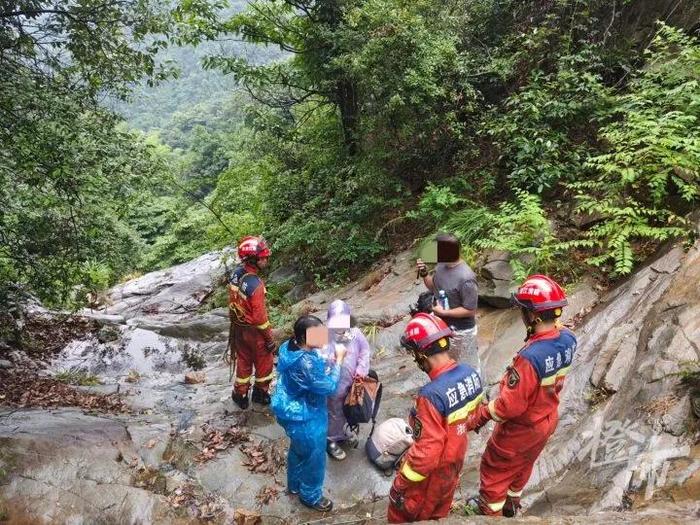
[388,313,483,523]
[271,315,346,513]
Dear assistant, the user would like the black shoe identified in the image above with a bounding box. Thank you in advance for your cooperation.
[300,496,333,512]
[251,387,271,405]
[503,495,521,518]
[326,441,346,461]
[231,391,249,410]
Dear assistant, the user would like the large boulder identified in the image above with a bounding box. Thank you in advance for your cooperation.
[102,250,233,319]
[477,250,517,308]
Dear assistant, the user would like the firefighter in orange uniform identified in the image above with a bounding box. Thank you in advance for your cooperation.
[388,313,484,523]
[229,236,276,409]
[466,275,577,517]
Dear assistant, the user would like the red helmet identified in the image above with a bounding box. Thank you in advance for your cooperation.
[511,274,567,312]
[400,313,453,355]
[238,236,271,260]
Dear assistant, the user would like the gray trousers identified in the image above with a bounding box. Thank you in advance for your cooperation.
[448,326,480,376]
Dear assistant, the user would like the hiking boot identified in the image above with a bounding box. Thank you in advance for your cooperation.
[251,387,271,405]
[300,496,333,512]
[503,495,522,518]
[327,441,346,461]
[231,391,249,410]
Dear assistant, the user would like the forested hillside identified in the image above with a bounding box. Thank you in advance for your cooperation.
[2,0,699,308]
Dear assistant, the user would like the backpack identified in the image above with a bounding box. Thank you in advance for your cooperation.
[343,369,382,435]
[365,418,414,475]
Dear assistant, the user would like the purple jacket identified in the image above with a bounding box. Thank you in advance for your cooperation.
[324,327,371,396]
[324,327,371,441]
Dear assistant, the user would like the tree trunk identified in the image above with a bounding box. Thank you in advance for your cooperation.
[336,78,358,155]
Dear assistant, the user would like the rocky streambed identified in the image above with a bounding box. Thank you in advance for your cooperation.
[1,236,699,524]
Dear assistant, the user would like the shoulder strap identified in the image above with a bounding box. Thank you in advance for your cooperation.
[369,373,383,437]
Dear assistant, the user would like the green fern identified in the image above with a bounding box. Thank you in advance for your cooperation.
[572,24,699,275]
[446,190,568,282]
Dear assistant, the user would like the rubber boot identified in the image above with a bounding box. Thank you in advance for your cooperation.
[251,387,271,405]
[232,390,249,410]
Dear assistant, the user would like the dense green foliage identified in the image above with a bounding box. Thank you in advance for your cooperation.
[3,0,699,307]
[0,0,220,305]
[153,0,697,283]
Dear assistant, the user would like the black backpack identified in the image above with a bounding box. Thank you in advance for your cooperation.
[343,369,383,436]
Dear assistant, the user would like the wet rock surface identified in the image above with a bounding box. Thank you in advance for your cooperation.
[1,239,699,524]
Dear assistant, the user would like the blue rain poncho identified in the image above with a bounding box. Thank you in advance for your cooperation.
[271,338,341,504]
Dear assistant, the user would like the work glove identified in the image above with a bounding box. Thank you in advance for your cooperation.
[467,403,492,434]
[389,486,405,509]
[264,339,276,354]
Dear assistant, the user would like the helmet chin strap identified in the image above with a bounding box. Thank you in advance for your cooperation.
[524,312,564,341]
[413,351,431,373]
[524,312,543,341]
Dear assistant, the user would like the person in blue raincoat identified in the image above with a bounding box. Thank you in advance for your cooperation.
[271,315,347,512]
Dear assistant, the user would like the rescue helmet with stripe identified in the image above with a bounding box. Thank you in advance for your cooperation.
[400,313,452,356]
[511,274,567,313]
[238,235,271,261]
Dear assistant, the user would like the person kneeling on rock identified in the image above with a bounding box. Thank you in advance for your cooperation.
[465,275,577,518]
[388,313,483,523]
[271,315,346,513]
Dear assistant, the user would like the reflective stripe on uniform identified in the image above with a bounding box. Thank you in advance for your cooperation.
[447,393,484,424]
[256,321,270,330]
[487,499,506,512]
[540,365,570,386]
[254,372,275,383]
[487,400,504,422]
[507,489,523,497]
[235,375,252,384]
[400,463,426,482]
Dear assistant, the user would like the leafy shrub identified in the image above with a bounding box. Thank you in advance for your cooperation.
[406,184,467,225]
[484,50,609,193]
[439,190,569,281]
[573,25,699,275]
[81,260,112,295]
[181,345,206,371]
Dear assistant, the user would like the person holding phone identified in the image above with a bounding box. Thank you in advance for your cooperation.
[271,315,346,512]
[416,233,480,374]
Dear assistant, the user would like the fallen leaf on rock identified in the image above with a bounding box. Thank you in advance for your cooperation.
[234,508,261,525]
[0,372,127,412]
[255,485,280,507]
[240,440,286,475]
[195,422,250,463]
[167,484,224,521]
